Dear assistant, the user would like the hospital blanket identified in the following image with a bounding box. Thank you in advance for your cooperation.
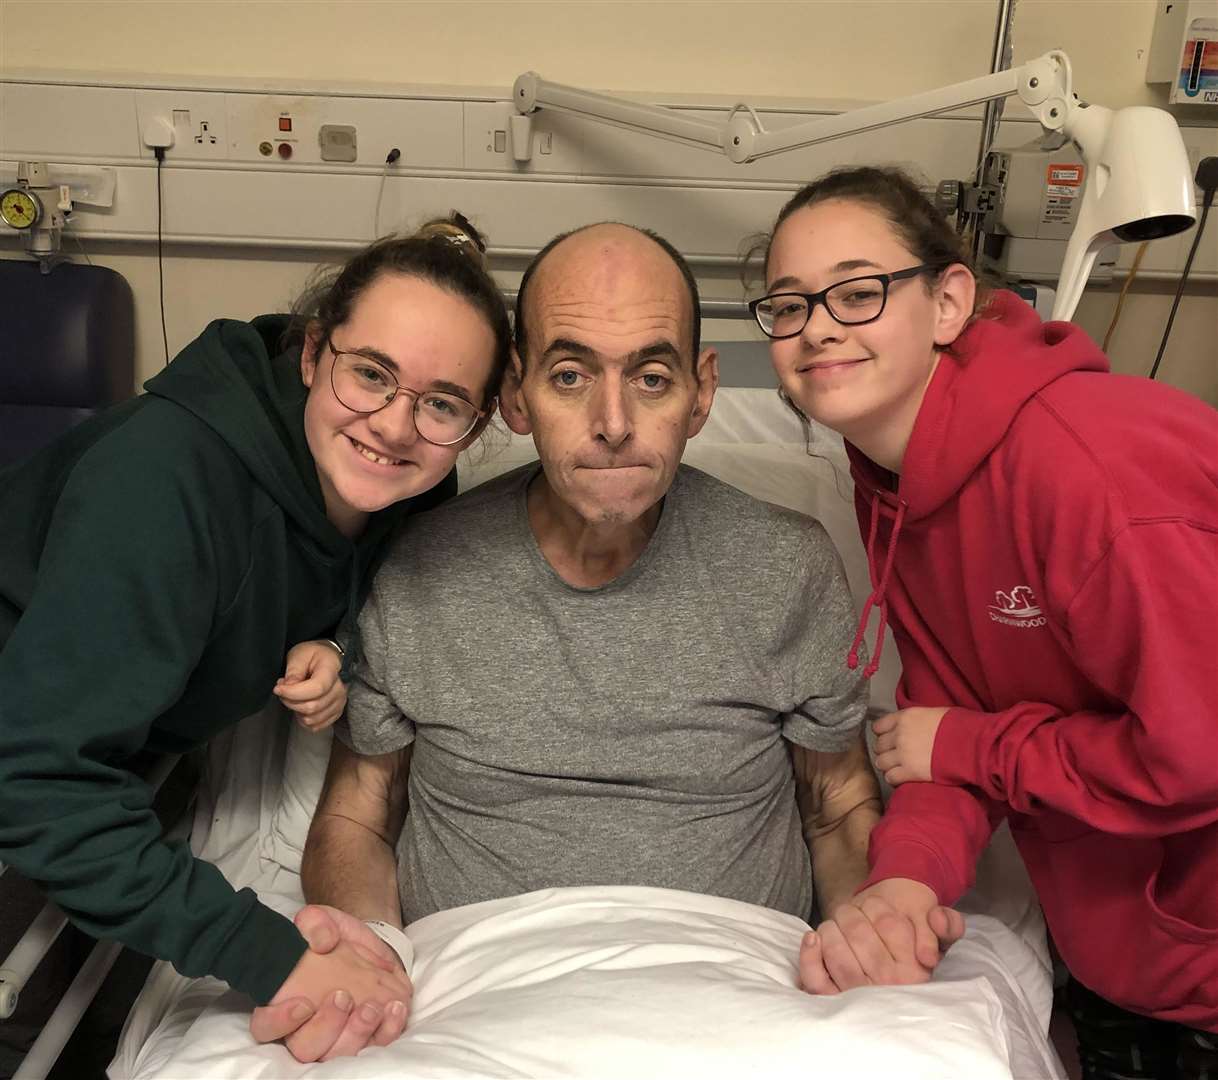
[119,885,1062,1080]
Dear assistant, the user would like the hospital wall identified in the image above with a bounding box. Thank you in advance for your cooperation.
[2,0,1216,404]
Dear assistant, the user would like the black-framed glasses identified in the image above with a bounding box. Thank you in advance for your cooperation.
[749,264,938,340]
[326,338,490,447]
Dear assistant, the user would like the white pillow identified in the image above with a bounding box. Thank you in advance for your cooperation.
[264,723,333,875]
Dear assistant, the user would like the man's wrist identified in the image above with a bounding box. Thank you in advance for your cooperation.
[365,920,413,974]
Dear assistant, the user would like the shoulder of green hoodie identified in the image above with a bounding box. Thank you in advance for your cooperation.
[0,316,452,1003]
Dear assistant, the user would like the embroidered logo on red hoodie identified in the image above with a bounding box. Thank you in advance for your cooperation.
[987,584,1046,628]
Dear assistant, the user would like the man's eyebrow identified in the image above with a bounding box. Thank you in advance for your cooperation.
[339,345,475,402]
[540,338,684,366]
[768,259,884,292]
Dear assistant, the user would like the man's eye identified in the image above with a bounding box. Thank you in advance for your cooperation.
[636,372,669,391]
[554,370,583,388]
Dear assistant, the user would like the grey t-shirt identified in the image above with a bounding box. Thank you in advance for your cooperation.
[338,463,866,924]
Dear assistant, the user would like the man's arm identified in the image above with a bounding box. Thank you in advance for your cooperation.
[789,731,966,995]
[302,739,412,926]
[789,731,882,915]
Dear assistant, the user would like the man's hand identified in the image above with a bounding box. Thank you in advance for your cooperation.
[249,905,412,1062]
[798,877,965,995]
[871,707,948,785]
[274,640,347,731]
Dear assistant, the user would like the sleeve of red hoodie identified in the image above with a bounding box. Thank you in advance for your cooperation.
[932,521,1218,837]
[862,709,1005,905]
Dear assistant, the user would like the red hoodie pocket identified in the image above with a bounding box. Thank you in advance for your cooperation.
[1145,829,1218,945]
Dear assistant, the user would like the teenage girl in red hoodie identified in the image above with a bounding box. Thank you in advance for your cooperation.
[752,166,1217,1080]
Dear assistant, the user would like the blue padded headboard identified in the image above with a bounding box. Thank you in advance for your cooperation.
[0,260,135,468]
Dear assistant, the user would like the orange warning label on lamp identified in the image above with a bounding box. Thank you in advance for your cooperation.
[1046,163,1084,196]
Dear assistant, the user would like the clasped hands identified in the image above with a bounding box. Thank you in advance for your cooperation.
[799,877,965,995]
[249,905,412,1063]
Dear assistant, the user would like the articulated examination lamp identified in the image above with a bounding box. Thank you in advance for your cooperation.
[512,52,1196,321]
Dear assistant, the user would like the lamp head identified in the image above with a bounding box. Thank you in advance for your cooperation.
[1052,104,1196,320]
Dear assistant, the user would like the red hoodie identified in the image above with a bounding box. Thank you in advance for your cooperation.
[849,291,1218,1030]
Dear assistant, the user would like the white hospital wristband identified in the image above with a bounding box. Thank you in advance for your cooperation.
[365,920,414,976]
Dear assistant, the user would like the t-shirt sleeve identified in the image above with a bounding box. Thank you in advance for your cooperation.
[335,573,415,756]
[773,517,869,752]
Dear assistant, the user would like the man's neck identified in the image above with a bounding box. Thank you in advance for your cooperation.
[526,472,663,588]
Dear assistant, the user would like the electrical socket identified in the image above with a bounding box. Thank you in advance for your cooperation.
[135,90,229,160]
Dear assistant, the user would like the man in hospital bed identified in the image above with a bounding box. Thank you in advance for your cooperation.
[278,222,964,1062]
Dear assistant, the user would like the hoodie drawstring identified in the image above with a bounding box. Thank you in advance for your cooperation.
[846,492,907,679]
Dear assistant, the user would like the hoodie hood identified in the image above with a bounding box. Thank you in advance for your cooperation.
[843,291,1110,677]
[143,315,348,554]
[848,290,1110,518]
[143,316,437,673]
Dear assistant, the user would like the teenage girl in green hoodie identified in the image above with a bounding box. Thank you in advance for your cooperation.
[0,214,511,1065]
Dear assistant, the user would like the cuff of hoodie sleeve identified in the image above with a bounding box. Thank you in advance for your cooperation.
[858,841,957,905]
[210,898,309,1006]
[931,707,992,792]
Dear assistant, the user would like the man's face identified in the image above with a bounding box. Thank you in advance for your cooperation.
[502,226,718,528]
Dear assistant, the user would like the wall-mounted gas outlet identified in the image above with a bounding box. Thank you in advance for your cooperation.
[136,90,229,160]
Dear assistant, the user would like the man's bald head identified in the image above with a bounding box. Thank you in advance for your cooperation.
[514,223,702,366]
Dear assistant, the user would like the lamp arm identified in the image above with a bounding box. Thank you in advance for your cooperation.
[512,72,729,153]
[514,50,1195,328]
[514,52,1075,163]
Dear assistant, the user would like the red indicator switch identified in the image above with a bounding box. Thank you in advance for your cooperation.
[278,117,292,132]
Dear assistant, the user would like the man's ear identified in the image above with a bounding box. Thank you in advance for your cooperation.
[300,325,324,388]
[498,349,534,436]
[686,346,719,439]
[932,264,976,348]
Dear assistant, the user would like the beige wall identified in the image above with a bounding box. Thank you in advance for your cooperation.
[2,0,1216,401]
[0,0,1196,110]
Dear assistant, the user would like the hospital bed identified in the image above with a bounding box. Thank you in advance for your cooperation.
[89,376,1066,1080]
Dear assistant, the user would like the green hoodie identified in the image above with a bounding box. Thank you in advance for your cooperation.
[0,315,455,1004]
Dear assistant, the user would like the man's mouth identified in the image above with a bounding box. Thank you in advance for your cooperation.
[347,435,407,467]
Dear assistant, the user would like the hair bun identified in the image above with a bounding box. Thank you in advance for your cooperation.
[416,211,489,270]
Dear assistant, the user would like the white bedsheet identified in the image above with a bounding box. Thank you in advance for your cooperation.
[115,883,1061,1080]
[109,392,1063,1079]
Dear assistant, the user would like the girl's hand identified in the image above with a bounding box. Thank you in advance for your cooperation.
[871,707,948,785]
[274,640,346,730]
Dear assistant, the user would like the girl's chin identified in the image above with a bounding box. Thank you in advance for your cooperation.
[336,473,428,514]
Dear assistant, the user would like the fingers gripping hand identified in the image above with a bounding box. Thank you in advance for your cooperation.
[855,878,966,970]
[294,905,406,974]
[812,900,924,992]
[871,707,947,785]
[251,908,412,1061]
[798,930,840,996]
[268,943,413,1063]
[274,641,347,730]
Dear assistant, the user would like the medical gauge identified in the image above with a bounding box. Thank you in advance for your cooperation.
[0,187,41,230]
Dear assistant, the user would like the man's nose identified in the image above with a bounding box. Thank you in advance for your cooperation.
[366,392,420,448]
[591,378,632,448]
